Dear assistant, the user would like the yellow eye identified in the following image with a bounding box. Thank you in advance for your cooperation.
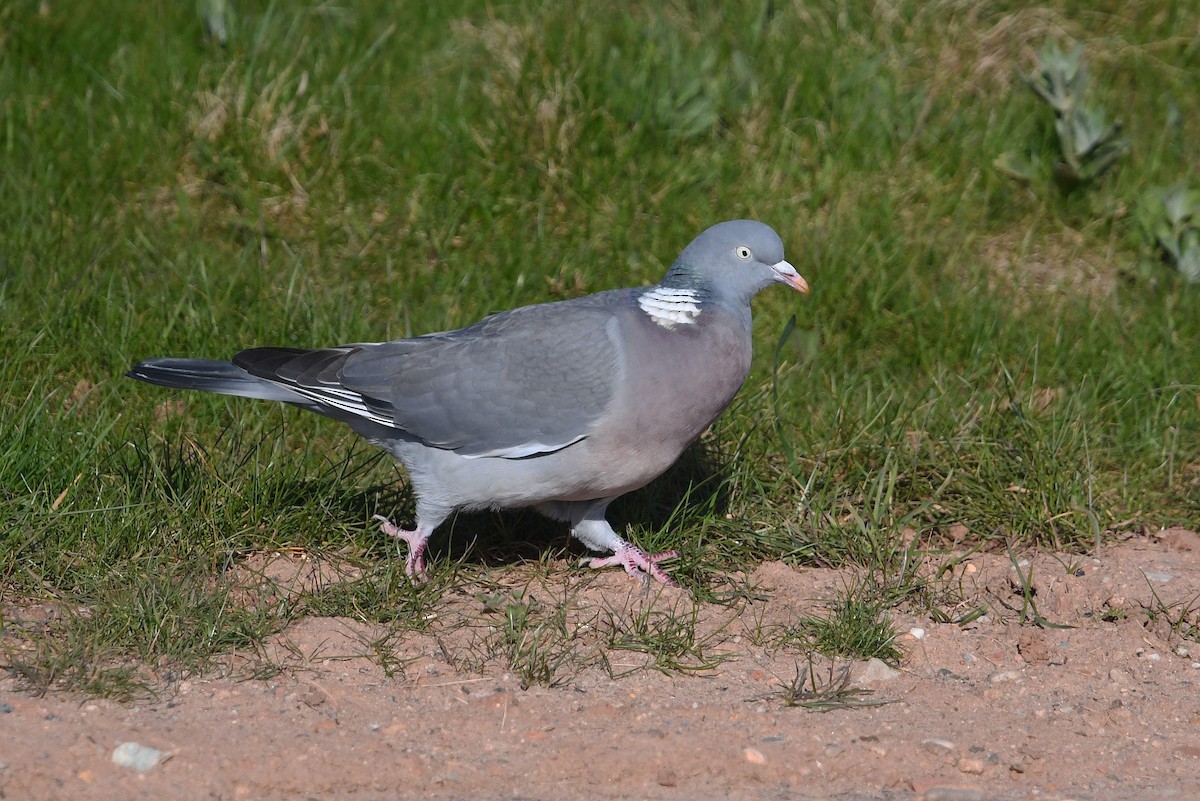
[735,246,752,260]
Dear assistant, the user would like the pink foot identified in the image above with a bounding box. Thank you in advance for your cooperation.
[585,543,679,586]
[373,515,428,579]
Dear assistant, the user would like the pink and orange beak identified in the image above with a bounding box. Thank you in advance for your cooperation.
[771,260,809,294]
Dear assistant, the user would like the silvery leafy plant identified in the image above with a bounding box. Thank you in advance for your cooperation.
[1139,184,1200,283]
[997,41,1129,191]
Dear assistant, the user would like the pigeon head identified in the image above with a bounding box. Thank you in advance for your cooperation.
[658,220,809,306]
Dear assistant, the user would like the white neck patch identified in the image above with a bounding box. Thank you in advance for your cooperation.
[638,287,702,329]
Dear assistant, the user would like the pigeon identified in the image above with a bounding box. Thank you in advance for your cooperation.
[127,220,808,584]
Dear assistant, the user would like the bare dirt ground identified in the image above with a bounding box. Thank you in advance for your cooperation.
[4,530,1200,801]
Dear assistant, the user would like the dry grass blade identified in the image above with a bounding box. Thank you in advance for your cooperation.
[762,658,889,712]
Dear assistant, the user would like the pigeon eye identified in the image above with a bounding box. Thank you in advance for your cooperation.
[735,246,752,260]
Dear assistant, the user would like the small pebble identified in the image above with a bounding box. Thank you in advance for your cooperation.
[957,757,985,774]
[743,747,767,765]
[921,788,984,801]
[0,704,12,714]
[1143,571,1172,582]
[857,658,902,684]
[909,627,926,640]
[112,742,166,772]
[922,738,956,753]
[988,671,1022,684]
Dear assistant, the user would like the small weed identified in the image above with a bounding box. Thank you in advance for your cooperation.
[357,629,420,680]
[471,589,583,689]
[1140,577,1200,644]
[1048,553,1087,577]
[924,550,988,626]
[772,580,901,665]
[1004,548,1074,629]
[802,597,901,664]
[997,40,1129,191]
[1100,606,1127,623]
[761,658,887,712]
[1023,40,1130,190]
[1138,184,1200,283]
[299,562,446,625]
[600,598,732,677]
[4,618,151,702]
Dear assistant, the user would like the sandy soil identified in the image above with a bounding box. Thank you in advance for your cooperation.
[4,530,1200,801]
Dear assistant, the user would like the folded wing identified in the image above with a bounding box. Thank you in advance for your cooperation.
[234,297,623,459]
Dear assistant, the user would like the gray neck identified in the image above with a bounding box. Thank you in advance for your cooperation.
[658,260,713,302]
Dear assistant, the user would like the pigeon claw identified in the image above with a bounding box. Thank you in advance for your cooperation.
[373,514,429,580]
[585,544,679,586]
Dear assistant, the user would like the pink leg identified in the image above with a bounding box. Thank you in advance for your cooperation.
[373,514,431,579]
[585,543,679,586]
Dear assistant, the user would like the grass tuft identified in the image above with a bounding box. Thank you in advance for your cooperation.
[764,658,888,712]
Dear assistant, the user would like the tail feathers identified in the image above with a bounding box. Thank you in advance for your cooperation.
[126,358,309,403]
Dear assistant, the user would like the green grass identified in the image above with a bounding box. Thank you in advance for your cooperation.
[3,0,1200,694]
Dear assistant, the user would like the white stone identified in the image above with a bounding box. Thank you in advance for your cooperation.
[112,742,167,772]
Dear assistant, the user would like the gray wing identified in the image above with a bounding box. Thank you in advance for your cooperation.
[235,293,626,459]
